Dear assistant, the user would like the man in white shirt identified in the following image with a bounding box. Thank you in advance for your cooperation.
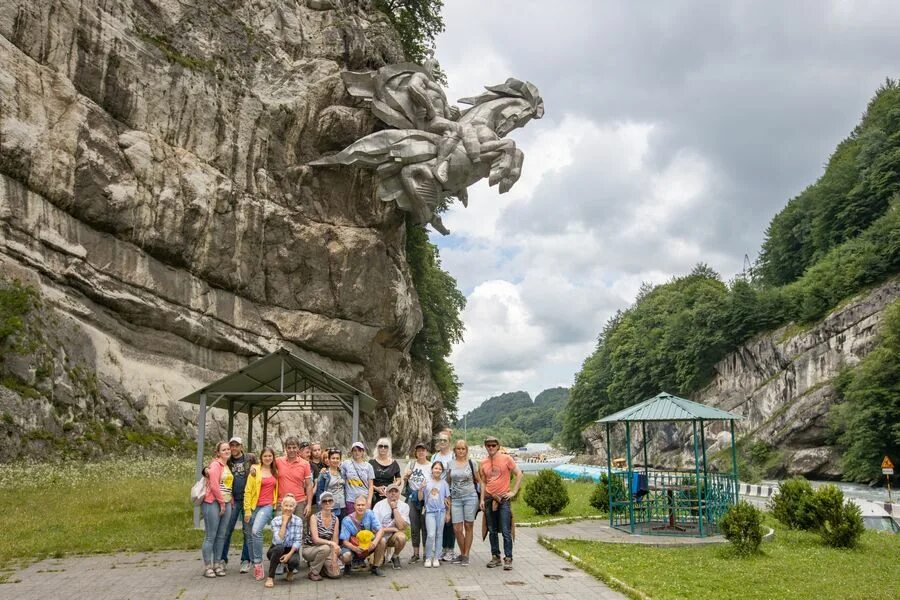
[372,483,410,569]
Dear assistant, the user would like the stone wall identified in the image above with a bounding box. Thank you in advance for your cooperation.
[0,0,445,458]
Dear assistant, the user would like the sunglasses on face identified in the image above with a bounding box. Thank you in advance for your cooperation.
[485,443,498,448]
[321,499,334,504]
[377,444,389,449]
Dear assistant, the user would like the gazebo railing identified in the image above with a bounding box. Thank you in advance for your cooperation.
[608,468,737,536]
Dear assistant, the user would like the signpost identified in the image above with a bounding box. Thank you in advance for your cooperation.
[883,456,894,506]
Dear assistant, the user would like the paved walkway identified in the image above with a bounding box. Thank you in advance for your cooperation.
[2,523,625,600]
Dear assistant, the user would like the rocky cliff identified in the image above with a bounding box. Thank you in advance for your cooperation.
[0,0,446,458]
[583,278,899,479]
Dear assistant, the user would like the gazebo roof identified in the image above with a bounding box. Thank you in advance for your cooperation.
[178,348,377,414]
[596,392,741,423]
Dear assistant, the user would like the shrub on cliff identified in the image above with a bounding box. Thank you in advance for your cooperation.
[523,470,569,515]
[720,501,764,556]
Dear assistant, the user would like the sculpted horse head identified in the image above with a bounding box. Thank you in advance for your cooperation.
[458,78,545,138]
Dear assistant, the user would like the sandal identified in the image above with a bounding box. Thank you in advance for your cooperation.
[203,567,216,578]
[264,577,274,588]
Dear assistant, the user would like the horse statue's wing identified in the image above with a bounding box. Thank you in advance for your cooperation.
[310,130,440,168]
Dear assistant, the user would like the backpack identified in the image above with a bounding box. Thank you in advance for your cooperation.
[190,477,208,506]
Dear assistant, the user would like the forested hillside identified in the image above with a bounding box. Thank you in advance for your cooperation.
[458,387,569,447]
[563,80,900,481]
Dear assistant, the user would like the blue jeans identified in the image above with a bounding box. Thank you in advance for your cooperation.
[220,500,250,564]
[484,498,513,559]
[248,504,274,564]
[201,501,233,565]
[424,510,445,560]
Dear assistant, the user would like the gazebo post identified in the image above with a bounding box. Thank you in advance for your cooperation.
[625,421,635,534]
[699,419,709,526]
[730,419,740,505]
[605,422,613,528]
[262,409,269,448]
[641,421,649,479]
[247,406,254,452]
[692,420,704,537]
[227,399,234,439]
[193,392,207,529]
[352,394,360,443]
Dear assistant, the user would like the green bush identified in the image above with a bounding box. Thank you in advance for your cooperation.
[589,473,627,512]
[523,470,570,515]
[808,484,865,548]
[720,501,764,556]
[769,477,817,530]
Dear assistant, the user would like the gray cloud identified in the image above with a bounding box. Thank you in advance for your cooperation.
[434,0,900,412]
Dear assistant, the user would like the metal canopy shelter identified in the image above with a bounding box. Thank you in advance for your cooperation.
[179,347,377,527]
[597,391,742,538]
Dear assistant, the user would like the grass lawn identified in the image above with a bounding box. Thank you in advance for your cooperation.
[548,520,900,600]
[511,474,604,524]
[0,458,210,565]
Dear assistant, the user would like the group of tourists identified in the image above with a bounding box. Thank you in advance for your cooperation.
[199,430,523,587]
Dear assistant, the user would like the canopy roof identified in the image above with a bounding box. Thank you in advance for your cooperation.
[178,348,377,415]
[597,392,741,423]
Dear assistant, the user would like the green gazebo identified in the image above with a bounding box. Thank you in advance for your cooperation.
[597,392,742,537]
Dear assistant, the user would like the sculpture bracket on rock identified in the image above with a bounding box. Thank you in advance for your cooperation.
[311,62,544,234]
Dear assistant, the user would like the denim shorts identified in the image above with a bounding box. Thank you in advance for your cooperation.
[451,494,478,523]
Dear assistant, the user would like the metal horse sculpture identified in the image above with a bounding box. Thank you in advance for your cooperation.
[311,63,544,234]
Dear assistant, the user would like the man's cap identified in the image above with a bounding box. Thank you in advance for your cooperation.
[414,441,428,450]
[228,436,243,445]
[483,435,500,444]
[319,491,334,502]
[386,482,402,493]
[299,441,311,449]
[351,441,367,451]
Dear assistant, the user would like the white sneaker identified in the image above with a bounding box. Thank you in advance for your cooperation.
[424,558,432,568]
[432,558,440,568]
[239,560,250,574]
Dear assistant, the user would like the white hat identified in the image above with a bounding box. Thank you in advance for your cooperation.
[229,436,243,445]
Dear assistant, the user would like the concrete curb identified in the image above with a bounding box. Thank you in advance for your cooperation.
[538,536,650,600]
[517,515,607,528]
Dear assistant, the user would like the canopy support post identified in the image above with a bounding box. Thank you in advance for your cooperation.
[606,422,613,528]
[352,394,360,443]
[262,409,269,448]
[625,420,634,534]
[247,406,254,452]
[227,399,234,440]
[700,419,709,527]
[692,420,704,537]
[641,421,649,479]
[193,392,207,529]
[730,419,739,505]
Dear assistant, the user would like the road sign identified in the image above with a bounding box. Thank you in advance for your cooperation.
[882,456,894,469]
[885,468,895,475]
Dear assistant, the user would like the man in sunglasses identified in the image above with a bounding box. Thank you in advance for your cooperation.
[479,435,522,570]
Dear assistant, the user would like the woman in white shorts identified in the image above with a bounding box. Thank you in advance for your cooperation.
[447,439,482,566]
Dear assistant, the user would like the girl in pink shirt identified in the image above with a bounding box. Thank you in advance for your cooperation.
[201,441,234,578]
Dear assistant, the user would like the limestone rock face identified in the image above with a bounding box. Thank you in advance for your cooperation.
[0,0,445,456]
[584,279,899,480]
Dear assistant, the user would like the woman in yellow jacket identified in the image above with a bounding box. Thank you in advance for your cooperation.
[244,447,279,581]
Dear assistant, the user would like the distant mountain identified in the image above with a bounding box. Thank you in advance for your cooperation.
[457,387,569,446]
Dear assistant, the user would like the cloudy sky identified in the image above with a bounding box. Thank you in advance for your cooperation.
[431,1,900,414]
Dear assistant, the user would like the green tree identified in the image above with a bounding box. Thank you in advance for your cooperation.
[829,299,900,482]
[375,1,445,76]
[406,224,465,419]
